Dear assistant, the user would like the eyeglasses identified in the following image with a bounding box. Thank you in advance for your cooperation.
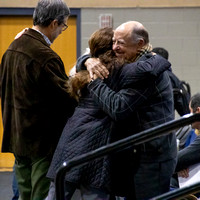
[62,22,68,31]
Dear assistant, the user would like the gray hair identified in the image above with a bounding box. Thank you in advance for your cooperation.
[190,93,200,112]
[131,24,149,45]
[33,0,70,27]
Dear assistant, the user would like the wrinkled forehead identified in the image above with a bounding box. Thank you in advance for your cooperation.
[113,27,131,41]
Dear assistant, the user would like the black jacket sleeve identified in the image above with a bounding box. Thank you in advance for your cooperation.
[88,55,171,121]
[176,135,200,171]
[76,54,91,72]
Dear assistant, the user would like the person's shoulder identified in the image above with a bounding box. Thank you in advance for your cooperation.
[138,52,153,61]
[167,70,181,85]
[76,54,91,72]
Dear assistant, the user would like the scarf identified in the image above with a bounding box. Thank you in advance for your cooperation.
[134,43,153,62]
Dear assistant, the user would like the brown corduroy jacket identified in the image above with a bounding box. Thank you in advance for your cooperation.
[0,28,76,158]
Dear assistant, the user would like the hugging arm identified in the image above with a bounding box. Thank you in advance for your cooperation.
[88,55,169,121]
[75,54,91,72]
[76,55,109,79]
[88,79,154,121]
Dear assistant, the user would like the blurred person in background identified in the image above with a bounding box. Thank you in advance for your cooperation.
[152,47,191,116]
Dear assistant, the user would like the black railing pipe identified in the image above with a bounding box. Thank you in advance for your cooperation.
[55,113,200,200]
[151,181,200,200]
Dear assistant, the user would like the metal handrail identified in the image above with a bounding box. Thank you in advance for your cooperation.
[55,113,200,200]
[151,181,200,200]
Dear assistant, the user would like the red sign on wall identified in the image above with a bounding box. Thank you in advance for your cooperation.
[99,14,113,28]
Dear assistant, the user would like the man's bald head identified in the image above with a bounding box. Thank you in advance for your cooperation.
[113,21,149,61]
[116,21,149,45]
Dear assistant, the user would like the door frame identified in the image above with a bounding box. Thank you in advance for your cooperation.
[0,7,81,58]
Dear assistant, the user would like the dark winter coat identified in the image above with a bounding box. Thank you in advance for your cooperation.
[0,28,76,158]
[47,54,177,195]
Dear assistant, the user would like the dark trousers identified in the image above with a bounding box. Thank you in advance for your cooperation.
[126,158,177,200]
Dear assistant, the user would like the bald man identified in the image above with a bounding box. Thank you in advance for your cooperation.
[82,21,151,77]
[75,21,177,200]
[112,21,149,61]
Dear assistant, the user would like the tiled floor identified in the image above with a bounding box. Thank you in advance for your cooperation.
[0,171,81,200]
[0,171,14,200]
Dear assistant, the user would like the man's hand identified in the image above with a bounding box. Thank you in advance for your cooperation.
[15,28,28,39]
[178,168,189,178]
[85,58,109,80]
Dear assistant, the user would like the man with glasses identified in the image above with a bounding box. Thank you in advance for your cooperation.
[0,0,76,199]
[62,22,68,31]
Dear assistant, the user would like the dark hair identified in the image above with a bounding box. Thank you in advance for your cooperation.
[132,25,149,45]
[33,0,70,27]
[190,93,200,112]
[152,47,169,60]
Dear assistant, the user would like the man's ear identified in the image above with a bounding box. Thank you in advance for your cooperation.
[196,107,200,113]
[50,19,58,30]
[137,39,145,48]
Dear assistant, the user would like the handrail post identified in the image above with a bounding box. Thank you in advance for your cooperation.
[55,113,200,200]
[151,181,200,200]
[55,162,70,200]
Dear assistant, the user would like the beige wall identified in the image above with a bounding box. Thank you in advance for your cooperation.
[81,7,200,98]
[0,0,200,8]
